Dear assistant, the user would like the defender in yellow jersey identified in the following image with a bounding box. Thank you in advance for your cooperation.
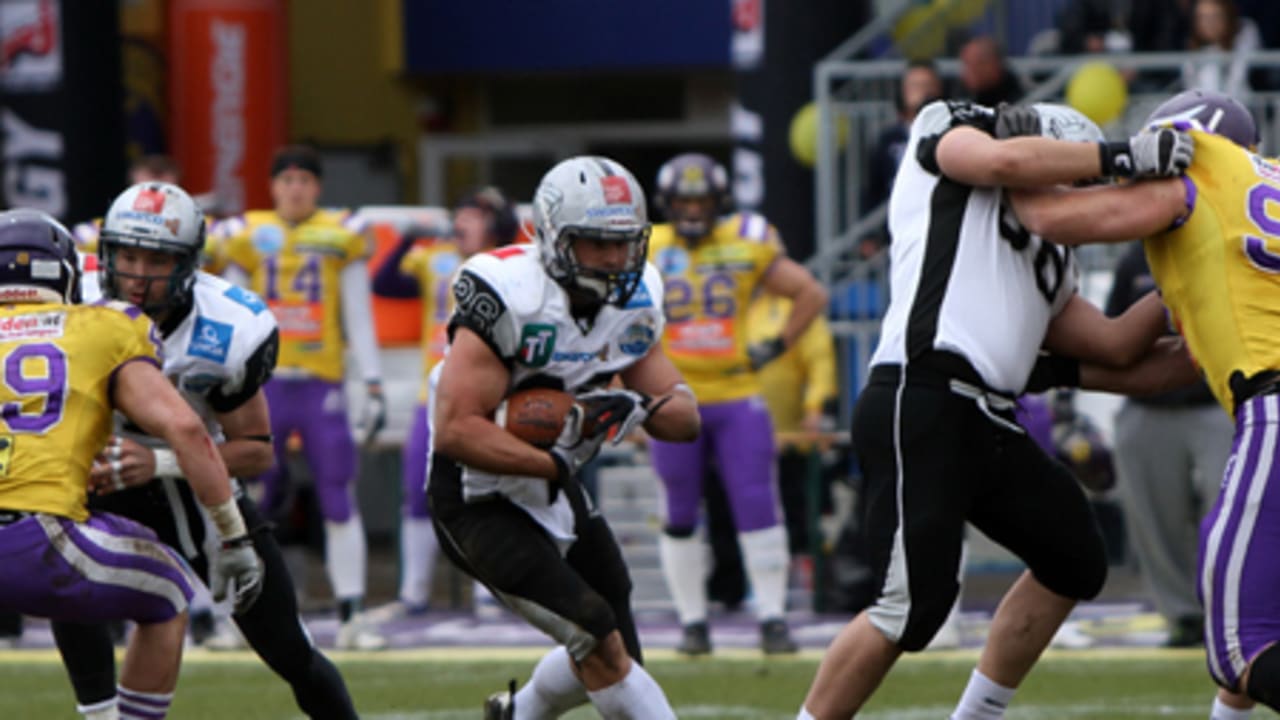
[0,210,260,719]
[1008,90,1280,714]
[214,145,387,649]
[647,153,829,655]
[369,187,517,619]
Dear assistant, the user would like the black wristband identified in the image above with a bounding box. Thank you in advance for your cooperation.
[1099,141,1135,177]
[1025,354,1082,393]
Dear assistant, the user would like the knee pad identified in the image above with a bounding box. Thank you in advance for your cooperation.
[1247,643,1280,711]
[663,525,696,539]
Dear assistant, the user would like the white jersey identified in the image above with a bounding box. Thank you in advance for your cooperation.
[870,100,1078,393]
[429,244,665,543]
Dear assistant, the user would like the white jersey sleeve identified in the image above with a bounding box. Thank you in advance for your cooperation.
[186,273,279,413]
[448,250,528,363]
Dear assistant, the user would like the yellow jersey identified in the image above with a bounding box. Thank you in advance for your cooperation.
[648,212,783,403]
[1145,130,1280,415]
[0,302,161,521]
[400,241,462,400]
[216,209,369,382]
[747,294,837,435]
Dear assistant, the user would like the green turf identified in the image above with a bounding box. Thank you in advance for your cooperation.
[0,648,1252,719]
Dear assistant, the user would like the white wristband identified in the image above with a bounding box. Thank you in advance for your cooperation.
[205,498,248,541]
[152,448,182,479]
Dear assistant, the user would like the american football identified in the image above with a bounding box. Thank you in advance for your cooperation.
[497,387,577,448]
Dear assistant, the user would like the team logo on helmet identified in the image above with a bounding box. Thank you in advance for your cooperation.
[132,188,167,214]
[601,176,632,205]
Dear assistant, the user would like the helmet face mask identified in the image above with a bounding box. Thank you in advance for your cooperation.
[99,182,204,319]
[654,153,731,241]
[0,209,80,304]
[533,156,650,310]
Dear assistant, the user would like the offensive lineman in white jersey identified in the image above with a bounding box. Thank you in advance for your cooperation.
[53,183,359,720]
[429,157,700,720]
[799,102,1203,720]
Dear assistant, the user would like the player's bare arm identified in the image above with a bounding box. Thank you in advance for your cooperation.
[935,126,1105,188]
[432,326,559,481]
[617,346,700,442]
[759,257,829,349]
[214,390,275,477]
[1043,291,1169,368]
[1009,179,1188,246]
[1080,336,1199,395]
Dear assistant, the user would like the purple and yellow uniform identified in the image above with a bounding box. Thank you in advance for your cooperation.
[647,212,782,533]
[0,301,194,624]
[1143,130,1280,689]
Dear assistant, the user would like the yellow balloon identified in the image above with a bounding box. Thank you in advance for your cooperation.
[891,6,944,62]
[933,0,989,27]
[789,102,849,168]
[1066,61,1129,126]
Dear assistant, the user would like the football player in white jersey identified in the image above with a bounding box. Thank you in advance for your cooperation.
[798,102,1202,720]
[51,183,359,720]
[429,157,699,720]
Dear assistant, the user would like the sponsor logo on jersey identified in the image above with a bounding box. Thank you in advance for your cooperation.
[601,176,632,204]
[223,285,267,315]
[552,349,606,363]
[189,316,233,363]
[251,225,284,254]
[1250,154,1280,183]
[132,188,167,214]
[619,319,655,357]
[0,310,63,340]
[623,281,653,309]
[656,246,689,275]
[518,323,556,367]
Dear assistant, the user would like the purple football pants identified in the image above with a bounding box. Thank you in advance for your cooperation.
[649,396,779,532]
[0,512,193,623]
[1201,393,1280,690]
[255,377,359,523]
[402,403,430,519]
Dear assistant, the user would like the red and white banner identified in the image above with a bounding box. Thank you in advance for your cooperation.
[169,0,287,215]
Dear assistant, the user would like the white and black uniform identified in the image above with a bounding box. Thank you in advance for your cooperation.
[60,271,358,719]
[855,99,1107,651]
[427,244,665,662]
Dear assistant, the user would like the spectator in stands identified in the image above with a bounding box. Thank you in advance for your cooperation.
[368,187,518,622]
[958,36,1024,107]
[1057,0,1124,55]
[862,61,943,256]
[1183,0,1260,100]
[1105,241,1234,648]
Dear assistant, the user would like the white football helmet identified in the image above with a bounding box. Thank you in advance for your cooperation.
[99,182,205,316]
[1032,103,1104,144]
[532,156,650,308]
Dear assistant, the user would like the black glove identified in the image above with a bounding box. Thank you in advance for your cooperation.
[1100,127,1195,178]
[577,388,671,444]
[747,337,787,371]
[994,103,1041,139]
[1024,353,1082,394]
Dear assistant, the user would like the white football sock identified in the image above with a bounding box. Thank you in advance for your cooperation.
[951,669,1015,719]
[326,515,367,601]
[658,533,707,626]
[78,697,118,720]
[740,525,790,620]
[1211,696,1253,720]
[795,708,816,720]
[398,517,438,607]
[586,662,676,720]
[514,646,588,719]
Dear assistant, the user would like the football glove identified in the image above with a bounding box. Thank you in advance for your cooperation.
[747,337,787,371]
[576,388,670,444]
[993,103,1041,139]
[1100,127,1195,178]
[546,403,603,525]
[353,382,387,447]
[211,535,264,615]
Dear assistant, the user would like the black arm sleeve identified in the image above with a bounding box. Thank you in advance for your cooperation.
[447,269,512,367]
[208,328,279,413]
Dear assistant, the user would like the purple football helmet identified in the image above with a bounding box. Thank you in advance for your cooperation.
[1145,89,1259,150]
[654,153,732,240]
[0,209,80,304]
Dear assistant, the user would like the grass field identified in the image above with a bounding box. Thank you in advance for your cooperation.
[0,646,1245,719]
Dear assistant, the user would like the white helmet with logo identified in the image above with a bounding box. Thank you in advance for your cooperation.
[1032,103,1105,144]
[532,156,650,308]
[99,182,205,316]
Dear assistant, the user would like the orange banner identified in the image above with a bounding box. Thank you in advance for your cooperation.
[168,0,287,215]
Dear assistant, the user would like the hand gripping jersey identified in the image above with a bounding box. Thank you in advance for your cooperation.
[648,212,781,403]
[0,302,162,521]
[1145,130,1280,415]
[430,243,665,541]
[401,241,462,400]
[870,99,1079,394]
[215,209,368,381]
